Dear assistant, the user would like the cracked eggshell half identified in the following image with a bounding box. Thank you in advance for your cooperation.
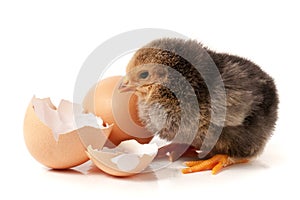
[23,96,113,169]
[86,139,158,177]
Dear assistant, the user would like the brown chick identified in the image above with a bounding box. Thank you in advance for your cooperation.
[118,38,279,174]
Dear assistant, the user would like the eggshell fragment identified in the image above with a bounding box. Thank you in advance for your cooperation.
[86,140,158,176]
[23,96,112,169]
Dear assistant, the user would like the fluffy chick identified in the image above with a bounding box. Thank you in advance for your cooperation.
[119,38,279,174]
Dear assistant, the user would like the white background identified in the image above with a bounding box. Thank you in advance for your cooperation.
[1,0,299,199]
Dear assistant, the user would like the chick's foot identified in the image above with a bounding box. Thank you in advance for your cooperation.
[182,154,249,175]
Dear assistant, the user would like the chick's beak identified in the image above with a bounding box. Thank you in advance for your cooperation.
[118,76,136,93]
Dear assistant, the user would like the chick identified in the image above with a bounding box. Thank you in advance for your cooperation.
[118,38,279,174]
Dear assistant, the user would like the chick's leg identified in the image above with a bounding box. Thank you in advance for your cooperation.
[156,143,198,161]
[182,154,248,175]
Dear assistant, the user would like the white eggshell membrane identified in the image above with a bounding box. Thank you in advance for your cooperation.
[31,96,113,150]
[111,154,140,171]
[87,140,158,176]
[32,96,112,140]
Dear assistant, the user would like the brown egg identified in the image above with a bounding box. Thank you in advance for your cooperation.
[23,97,112,169]
[83,76,154,146]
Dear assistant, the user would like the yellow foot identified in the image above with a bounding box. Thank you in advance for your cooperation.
[182,154,249,175]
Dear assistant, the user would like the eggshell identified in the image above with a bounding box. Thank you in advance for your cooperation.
[83,76,153,146]
[23,97,112,169]
[86,140,158,176]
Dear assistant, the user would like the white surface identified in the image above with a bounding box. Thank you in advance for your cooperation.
[0,0,299,199]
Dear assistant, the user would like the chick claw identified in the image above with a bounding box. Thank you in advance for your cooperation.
[182,154,249,175]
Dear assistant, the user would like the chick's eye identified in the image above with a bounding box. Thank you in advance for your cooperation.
[139,71,149,79]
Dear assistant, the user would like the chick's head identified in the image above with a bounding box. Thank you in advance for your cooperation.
[118,62,168,96]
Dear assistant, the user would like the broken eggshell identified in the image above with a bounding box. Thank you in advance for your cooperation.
[23,96,113,169]
[86,139,158,177]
